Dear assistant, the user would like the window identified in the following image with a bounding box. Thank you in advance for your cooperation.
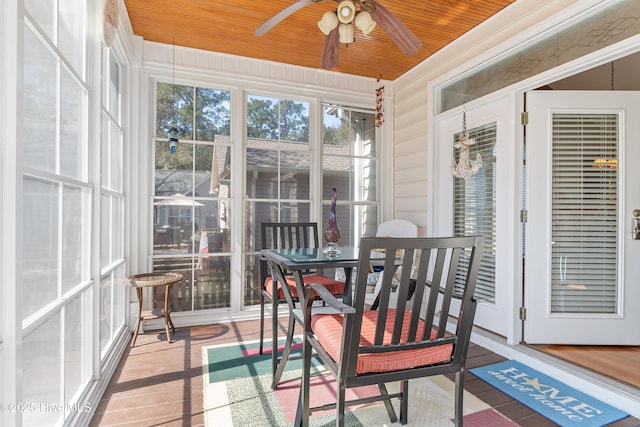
[243,99,379,306]
[243,94,312,305]
[321,104,378,244]
[153,83,232,312]
[439,0,640,112]
[453,123,496,302]
[153,88,379,311]
[100,47,126,356]
[0,0,4,347]
[21,1,91,424]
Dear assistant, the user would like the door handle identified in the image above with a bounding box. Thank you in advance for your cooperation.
[633,209,640,240]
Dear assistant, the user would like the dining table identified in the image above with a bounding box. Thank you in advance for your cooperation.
[260,245,388,305]
[258,245,392,389]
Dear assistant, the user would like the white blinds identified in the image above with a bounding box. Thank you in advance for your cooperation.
[551,113,618,314]
[453,123,496,302]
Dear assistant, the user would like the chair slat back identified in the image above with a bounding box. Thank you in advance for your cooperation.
[260,222,321,282]
[344,236,484,376]
[261,222,319,251]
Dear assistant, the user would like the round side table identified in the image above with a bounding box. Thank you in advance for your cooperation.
[126,272,183,347]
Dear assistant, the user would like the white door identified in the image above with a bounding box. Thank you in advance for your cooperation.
[525,90,640,344]
[433,96,517,337]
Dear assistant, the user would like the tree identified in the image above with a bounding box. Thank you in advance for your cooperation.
[196,87,231,140]
[246,96,309,142]
[322,109,356,146]
[246,97,276,139]
[278,99,309,142]
[156,83,230,173]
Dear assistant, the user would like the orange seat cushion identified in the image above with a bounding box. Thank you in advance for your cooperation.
[264,274,345,300]
[310,309,453,374]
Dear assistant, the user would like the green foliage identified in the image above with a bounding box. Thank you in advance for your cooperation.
[155,140,215,172]
[322,123,352,146]
[322,108,357,146]
[157,83,231,140]
[246,97,275,139]
[157,83,230,172]
[155,140,192,171]
[157,83,193,139]
[196,87,231,140]
[157,87,374,176]
[246,95,309,142]
[278,99,309,142]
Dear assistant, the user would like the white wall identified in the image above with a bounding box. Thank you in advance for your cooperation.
[392,0,581,236]
[392,0,640,417]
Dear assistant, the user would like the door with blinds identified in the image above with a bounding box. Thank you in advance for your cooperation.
[433,96,516,336]
[525,90,640,344]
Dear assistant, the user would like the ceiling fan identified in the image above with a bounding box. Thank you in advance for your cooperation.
[255,0,422,70]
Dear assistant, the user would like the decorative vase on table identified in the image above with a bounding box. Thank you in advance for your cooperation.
[323,187,341,256]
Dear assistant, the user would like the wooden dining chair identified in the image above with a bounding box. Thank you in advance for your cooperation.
[258,222,345,389]
[295,235,484,427]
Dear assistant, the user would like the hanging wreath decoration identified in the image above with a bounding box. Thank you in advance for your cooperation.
[375,74,384,127]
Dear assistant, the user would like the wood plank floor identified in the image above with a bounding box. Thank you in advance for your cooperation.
[532,344,640,389]
[89,319,640,426]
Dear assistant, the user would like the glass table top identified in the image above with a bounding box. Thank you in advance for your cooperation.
[269,246,387,263]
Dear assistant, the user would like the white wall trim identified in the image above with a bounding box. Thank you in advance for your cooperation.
[142,40,385,99]
[1,0,22,424]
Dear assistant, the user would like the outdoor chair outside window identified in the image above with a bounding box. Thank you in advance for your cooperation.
[335,219,418,307]
[295,235,484,427]
[370,219,418,309]
[258,222,345,388]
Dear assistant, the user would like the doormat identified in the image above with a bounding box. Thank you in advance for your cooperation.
[470,360,629,427]
[203,339,518,426]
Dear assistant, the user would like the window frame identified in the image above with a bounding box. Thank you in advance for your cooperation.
[151,80,234,313]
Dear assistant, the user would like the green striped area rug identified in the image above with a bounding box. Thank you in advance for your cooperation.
[203,339,517,426]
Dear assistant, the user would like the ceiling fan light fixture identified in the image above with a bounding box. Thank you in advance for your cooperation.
[317,11,339,35]
[355,10,376,35]
[337,0,356,24]
[338,22,355,44]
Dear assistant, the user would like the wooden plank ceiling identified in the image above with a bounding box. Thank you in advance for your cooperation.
[123,0,517,80]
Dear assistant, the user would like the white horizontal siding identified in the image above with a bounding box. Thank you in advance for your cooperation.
[141,40,379,97]
[392,0,581,236]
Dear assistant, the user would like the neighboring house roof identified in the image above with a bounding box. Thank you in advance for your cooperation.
[156,137,361,196]
[246,138,359,172]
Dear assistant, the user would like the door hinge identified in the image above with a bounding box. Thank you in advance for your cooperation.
[520,210,528,223]
[519,306,527,320]
[521,111,529,125]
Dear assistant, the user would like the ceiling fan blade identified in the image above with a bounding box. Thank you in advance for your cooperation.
[255,0,315,37]
[320,27,340,69]
[367,0,422,56]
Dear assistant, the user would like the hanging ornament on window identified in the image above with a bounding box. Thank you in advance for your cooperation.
[451,109,482,179]
[167,120,179,154]
[375,73,384,127]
